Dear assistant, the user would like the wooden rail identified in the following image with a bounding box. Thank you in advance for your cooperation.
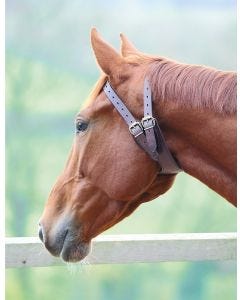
[5,233,236,268]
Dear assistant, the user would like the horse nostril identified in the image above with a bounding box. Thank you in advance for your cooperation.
[38,227,44,243]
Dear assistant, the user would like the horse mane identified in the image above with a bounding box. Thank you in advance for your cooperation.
[148,58,237,115]
[83,54,236,116]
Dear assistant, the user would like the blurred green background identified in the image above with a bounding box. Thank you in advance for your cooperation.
[6,1,236,300]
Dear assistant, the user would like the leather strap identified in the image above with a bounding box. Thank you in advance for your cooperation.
[103,79,182,174]
[142,78,158,156]
[103,82,137,127]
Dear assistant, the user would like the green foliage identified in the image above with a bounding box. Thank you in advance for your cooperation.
[6,1,236,299]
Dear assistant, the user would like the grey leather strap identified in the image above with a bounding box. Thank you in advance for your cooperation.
[103,82,144,138]
[103,79,182,174]
[103,82,137,126]
[154,122,182,173]
[142,78,157,155]
[143,78,152,117]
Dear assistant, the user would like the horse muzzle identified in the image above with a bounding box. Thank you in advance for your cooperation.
[38,218,91,262]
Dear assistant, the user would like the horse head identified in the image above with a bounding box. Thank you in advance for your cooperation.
[38,29,177,262]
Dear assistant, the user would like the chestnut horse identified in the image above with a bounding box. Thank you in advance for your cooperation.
[39,29,236,262]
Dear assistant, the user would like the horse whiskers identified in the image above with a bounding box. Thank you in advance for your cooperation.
[66,259,93,275]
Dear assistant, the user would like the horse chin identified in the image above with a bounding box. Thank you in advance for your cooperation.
[60,240,91,262]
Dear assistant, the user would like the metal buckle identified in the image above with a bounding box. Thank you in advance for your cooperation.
[141,116,156,130]
[129,121,144,137]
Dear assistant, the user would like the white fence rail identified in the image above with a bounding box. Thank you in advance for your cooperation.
[5,233,236,268]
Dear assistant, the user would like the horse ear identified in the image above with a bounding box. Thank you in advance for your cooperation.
[91,28,124,76]
[120,33,139,57]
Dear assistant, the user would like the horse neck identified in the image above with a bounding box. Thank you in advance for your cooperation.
[149,60,237,206]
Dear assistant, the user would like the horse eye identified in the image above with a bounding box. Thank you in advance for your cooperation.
[76,120,88,133]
